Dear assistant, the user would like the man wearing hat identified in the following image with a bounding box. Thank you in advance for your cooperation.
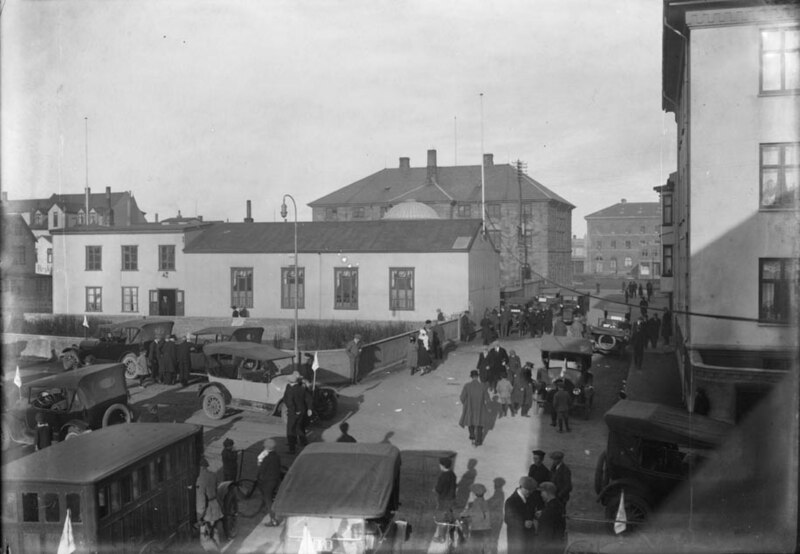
[528,450,552,489]
[221,438,238,482]
[484,340,509,393]
[345,334,363,381]
[549,451,573,509]
[282,371,312,454]
[257,438,282,526]
[433,457,457,541]
[535,482,567,554]
[459,370,490,446]
[504,476,541,554]
[460,483,491,553]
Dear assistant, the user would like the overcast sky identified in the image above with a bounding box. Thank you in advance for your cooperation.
[2,0,675,236]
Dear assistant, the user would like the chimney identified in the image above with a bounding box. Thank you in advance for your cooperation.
[426,149,437,184]
[399,157,410,170]
[244,200,254,223]
[483,153,494,167]
[620,198,627,204]
[155,213,159,223]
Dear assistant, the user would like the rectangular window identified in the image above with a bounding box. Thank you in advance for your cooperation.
[121,245,138,271]
[22,493,39,522]
[662,245,673,277]
[85,246,102,270]
[281,267,305,309]
[334,268,358,310]
[120,475,133,505]
[389,268,414,310]
[761,27,800,93]
[47,248,53,263]
[231,268,254,308]
[66,493,81,523]
[109,482,120,513]
[456,204,471,218]
[325,208,338,221]
[138,466,150,494]
[625,240,632,249]
[642,249,649,257]
[759,258,798,324]
[760,143,799,208]
[44,493,60,523]
[487,230,501,250]
[610,258,618,271]
[86,287,102,312]
[611,240,617,249]
[122,287,138,313]
[34,212,43,225]
[5,492,17,522]
[485,204,500,219]
[13,245,26,265]
[352,207,365,219]
[98,487,109,519]
[89,211,98,225]
[77,211,85,225]
[624,257,632,268]
[53,212,59,227]
[159,245,176,271]
[663,193,673,225]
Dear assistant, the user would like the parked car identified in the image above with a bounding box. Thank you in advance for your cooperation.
[197,342,338,422]
[61,319,174,380]
[188,326,264,371]
[589,311,631,356]
[594,400,733,533]
[538,335,595,418]
[272,442,409,553]
[2,363,133,450]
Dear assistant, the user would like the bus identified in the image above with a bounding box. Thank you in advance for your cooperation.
[2,423,203,553]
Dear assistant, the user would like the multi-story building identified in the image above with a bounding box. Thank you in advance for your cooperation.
[584,200,661,277]
[571,235,586,276]
[662,0,799,423]
[1,211,52,315]
[308,149,574,291]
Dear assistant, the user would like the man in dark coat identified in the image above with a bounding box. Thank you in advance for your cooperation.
[282,372,311,454]
[256,438,282,526]
[549,451,573,509]
[176,334,192,386]
[345,334,362,382]
[631,317,646,370]
[484,341,508,392]
[160,335,178,385]
[552,382,572,433]
[535,482,566,554]
[504,476,540,554]
[528,450,552,487]
[459,370,490,446]
[148,337,162,383]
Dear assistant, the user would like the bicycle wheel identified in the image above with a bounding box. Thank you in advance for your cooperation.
[233,479,264,517]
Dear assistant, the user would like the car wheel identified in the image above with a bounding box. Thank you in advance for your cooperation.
[202,391,226,420]
[102,403,133,427]
[597,334,616,352]
[121,352,139,380]
[604,491,649,534]
[594,451,609,494]
[314,390,338,421]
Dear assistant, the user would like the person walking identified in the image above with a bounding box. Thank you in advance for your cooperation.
[135,348,150,388]
[507,349,522,385]
[646,280,654,302]
[160,335,178,385]
[476,346,489,384]
[406,335,419,375]
[431,320,444,360]
[549,451,573,510]
[503,476,539,554]
[336,421,357,442]
[256,438,282,526]
[460,483,491,554]
[480,309,493,346]
[485,341,508,393]
[417,331,433,375]
[282,371,311,454]
[221,438,238,482]
[510,372,532,417]
[496,374,513,417]
[535,482,567,554]
[459,370,490,446]
[345,334,363,382]
[552,382,571,433]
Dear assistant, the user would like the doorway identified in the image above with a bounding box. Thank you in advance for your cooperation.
[149,289,185,316]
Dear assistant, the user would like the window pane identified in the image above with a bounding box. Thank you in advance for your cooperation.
[762,168,780,206]
[5,492,17,521]
[762,260,782,279]
[44,493,59,522]
[66,494,81,522]
[786,52,800,89]
[22,493,39,522]
[762,53,782,90]
[786,29,800,50]
[762,30,781,51]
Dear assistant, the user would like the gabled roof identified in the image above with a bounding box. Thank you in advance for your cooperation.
[50,192,129,213]
[309,162,574,208]
[52,222,208,235]
[184,220,484,254]
[1,213,36,242]
[585,201,660,220]
[3,198,54,214]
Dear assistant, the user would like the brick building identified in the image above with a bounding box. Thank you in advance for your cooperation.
[308,149,574,291]
[584,199,661,277]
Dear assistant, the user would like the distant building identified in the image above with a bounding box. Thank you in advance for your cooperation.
[1,211,52,314]
[571,235,586,276]
[662,0,799,423]
[308,149,574,291]
[584,200,661,277]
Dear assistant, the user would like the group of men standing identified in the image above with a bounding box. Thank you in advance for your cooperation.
[141,334,191,387]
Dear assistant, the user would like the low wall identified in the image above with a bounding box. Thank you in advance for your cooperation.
[2,333,82,363]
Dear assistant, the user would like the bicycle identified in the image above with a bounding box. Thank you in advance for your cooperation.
[432,516,467,554]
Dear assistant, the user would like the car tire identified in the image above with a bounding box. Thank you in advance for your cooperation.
[202,391,226,420]
[604,491,649,534]
[102,403,133,427]
[594,451,609,494]
[121,352,139,380]
[597,334,616,352]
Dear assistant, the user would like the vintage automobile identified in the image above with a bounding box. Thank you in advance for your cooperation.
[273,442,409,554]
[538,335,595,419]
[61,319,174,380]
[589,311,631,356]
[188,326,264,371]
[198,342,338,422]
[3,422,203,553]
[2,363,133,450]
[594,400,733,533]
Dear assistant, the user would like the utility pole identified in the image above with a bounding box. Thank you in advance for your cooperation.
[516,160,528,288]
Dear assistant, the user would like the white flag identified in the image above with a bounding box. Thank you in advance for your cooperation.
[312,352,320,372]
[82,316,89,329]
[57,508,76,554]
[14,365,22,389]
[614,489,627,535]
[298,523,318,554]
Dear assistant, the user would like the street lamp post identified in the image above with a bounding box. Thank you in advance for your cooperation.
[281,195,299,366]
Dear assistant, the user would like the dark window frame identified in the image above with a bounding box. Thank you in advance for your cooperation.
[281,267,306,309]
[663,193,673,225]
[456,204,472,218]
[352,207,365,219]
[662,245,673,277]
[325,208,338,221]
[121,245,138,271]
[158,245,176,271]
[760,27,800,94]
[485,204,501,219]
[334,267,359,310]
[389,267,415,311]
[759,258,798,324]
[760,142,799,209]
[122,286,139,313]
[86,245,102,271]
[231,267,254,309]
[86,286,103,312]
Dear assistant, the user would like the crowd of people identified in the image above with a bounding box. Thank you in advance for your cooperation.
[133,333,192,388]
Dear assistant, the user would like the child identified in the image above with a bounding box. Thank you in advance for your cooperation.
[460,483,491,551]
[496,374,513,417]
[34,412,52,451]
[221,438,238,482]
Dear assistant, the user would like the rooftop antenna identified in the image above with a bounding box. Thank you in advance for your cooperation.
[480,93,486,234]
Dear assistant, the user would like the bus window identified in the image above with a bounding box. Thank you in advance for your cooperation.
[165,452,172,479]
[98,487,109,519]
[4,491,17,521]
[120,474,133,505]
[138,466,150,494]
[44,493,60,522]
[22,492,39,522]
[66,493,81,523]
[110,482,121,513]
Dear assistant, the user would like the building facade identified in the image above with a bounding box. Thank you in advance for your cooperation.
[584,200,661,277]
[51,219,500,322]
[308,150,574,291]
[662,0,799,423]
[1,212,52,315]
[571,235,586,275]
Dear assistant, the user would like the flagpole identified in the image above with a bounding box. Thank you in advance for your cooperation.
[480,93,486,236]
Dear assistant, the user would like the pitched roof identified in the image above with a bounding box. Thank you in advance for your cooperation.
[184,220,483,254]
[309,162,574,208]
[4,191,133,215]
[3,198,54,214]
[585,201,660,220]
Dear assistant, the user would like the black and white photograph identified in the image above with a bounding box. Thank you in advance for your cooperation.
[2,0,798,553]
